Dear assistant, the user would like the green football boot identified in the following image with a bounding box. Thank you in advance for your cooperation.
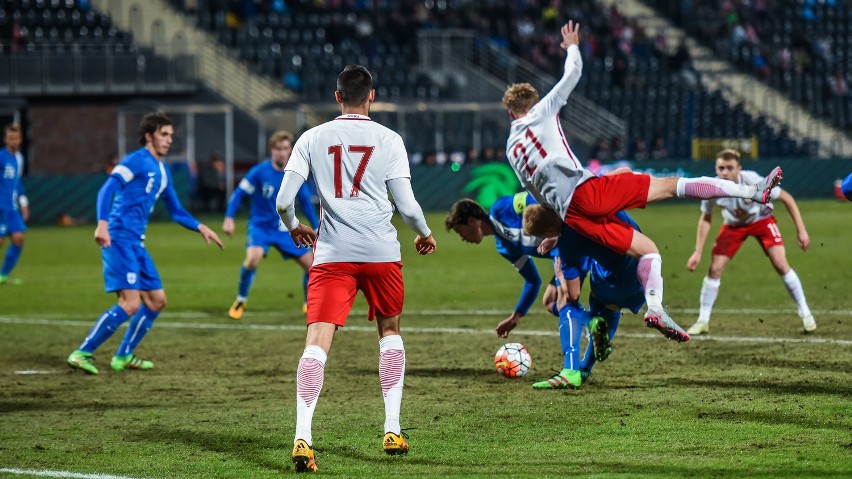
[589,316,612,362]
[111,354,154,371]
[67,350,99,375]
[532,369,583,389]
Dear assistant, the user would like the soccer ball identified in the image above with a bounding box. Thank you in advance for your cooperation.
[494,343,532,378]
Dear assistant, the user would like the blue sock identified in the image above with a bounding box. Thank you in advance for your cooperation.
[302,272,309,303]
[0,244,22,276]
[79,305,130,353]
[116,304,160,357]
[558,303,589,371]
[238,266,256,299]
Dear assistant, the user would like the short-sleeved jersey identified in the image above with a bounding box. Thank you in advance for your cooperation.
[700,170,781,226]
[0,148,20,211]
[285,114,410,264]
[108,147,177,241]
[505,45,596,219]
[232,160,316,230]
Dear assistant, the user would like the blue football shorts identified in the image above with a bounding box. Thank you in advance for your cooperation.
[0,209,26,236]
[246,224,310,260]
[590,257,645,314]
[101,238,163,293]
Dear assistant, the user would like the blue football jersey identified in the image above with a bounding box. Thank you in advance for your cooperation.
[842,171,852,200]
[227,160,318,230]
[490,192,551,262]
[556,211,640,280]
[107,147,178,240]
[0,148,20,211]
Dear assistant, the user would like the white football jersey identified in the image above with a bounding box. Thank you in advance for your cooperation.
[700,170,781,226]
[505,45,596,219]
[286,114,411,264]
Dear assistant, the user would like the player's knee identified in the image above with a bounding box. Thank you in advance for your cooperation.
[10,233,23,246]
[119,298,142,316]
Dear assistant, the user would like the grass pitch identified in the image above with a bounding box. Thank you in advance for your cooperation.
[1,200,851,478]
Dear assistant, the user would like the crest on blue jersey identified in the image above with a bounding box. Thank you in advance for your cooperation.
[126,272,137,285]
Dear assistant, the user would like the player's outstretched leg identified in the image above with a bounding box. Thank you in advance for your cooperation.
[292,439,318,472]
[644,308,690,342]
[752,167,783,204]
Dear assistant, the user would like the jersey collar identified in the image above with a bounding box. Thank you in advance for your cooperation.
[335,114,372,121]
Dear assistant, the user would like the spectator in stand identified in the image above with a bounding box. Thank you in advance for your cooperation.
[651,136,668,160]
[632,139,650,161]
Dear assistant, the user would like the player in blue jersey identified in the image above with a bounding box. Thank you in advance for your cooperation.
[67,112,224,375]
[445,194,560,334]
[522,203,645,389]
[0,124,29,285]
[842,171,852,200]
[222,130,319,319]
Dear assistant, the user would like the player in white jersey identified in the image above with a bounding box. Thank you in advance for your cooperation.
[502,21,783,343]
[275,64,436,473]
[685,149,815,334]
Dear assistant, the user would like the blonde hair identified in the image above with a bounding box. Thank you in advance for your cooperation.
[503,83,539,116]
[268,130,294,151]
[716,148,741,163]
[522,204,562,238]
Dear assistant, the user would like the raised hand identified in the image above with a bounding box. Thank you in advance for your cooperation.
[560,20,581,50]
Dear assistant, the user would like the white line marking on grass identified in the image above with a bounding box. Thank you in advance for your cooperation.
[1,315,850,346]
[0,468,153,479]
[14,370,58,375]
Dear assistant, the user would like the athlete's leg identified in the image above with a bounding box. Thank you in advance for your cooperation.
[79,289,140,353]
[296,322,336,447]
[646,170,781,204]
[0,231,23,279]
[767,246,814,330]
[115,289,166,358]
[630,231,690,341]
[376,315,405,439]
[238,246,265,300]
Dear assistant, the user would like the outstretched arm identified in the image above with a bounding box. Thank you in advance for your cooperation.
[387,177,436,255]
[536,21,583,119]
[222,183,250,237]
[495,255,542,338]
[776,189,809,250]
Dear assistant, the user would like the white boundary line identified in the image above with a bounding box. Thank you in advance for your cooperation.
[1,314,850,345]
[0,468,152,479]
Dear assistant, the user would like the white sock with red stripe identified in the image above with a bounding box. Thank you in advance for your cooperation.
[379,335,406,436]
[676,177,754,199]
[637,254,664,311]
[698,276,721,323]
[295,345,327,446]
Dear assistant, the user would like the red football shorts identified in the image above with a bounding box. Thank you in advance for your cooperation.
[712,216,784,258]
[563,173,651,255]
[306,261,404,327]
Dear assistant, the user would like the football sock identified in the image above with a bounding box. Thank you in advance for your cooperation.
[295,345,326,446]
[116,304,160,357]
[782,269,811,317]
[79,305,130,353]
[698,276,721,323]
[637,254,664,310]
[676,177,755,199]
[0,244,22,276]
[379,335,406,436]
[302,272,309,304]
[238,266,256,299]
[558,303,587,371]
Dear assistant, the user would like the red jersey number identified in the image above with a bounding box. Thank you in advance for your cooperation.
[511,128,548,177]
[328,144,375,198]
